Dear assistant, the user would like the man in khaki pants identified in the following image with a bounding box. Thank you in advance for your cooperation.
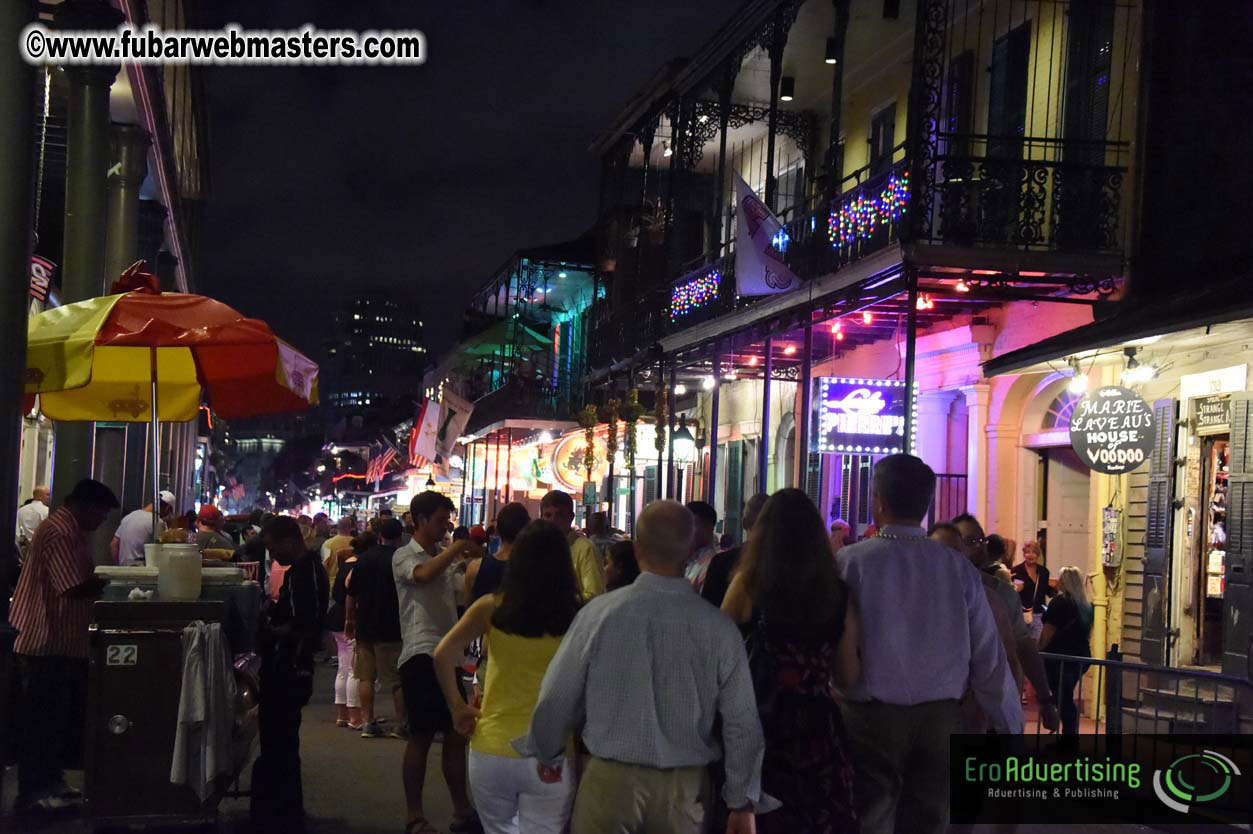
[522,500,775,834]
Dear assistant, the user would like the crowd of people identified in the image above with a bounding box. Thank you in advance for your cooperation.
[253,453,1092,834]
[4,451,1094,833]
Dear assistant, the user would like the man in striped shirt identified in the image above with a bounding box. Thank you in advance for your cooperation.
[9,478,118,814]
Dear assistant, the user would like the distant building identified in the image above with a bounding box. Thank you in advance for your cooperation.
[323,291,427,430]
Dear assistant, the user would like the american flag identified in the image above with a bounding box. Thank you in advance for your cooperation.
[366,447,397,484]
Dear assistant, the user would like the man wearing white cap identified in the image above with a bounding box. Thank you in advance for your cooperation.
[111,490,176,566]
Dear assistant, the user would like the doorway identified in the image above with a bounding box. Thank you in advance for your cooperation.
[1037,447,1092,571]
[1198,435,1229,666]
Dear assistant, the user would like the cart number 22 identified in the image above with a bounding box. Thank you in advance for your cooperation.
[106,644,138,666]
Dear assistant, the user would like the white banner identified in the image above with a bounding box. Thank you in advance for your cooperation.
[435,389,474,458]
[734,173,799,296]
[410,398,441,468]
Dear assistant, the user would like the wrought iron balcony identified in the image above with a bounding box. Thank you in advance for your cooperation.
[919,135,1128,252]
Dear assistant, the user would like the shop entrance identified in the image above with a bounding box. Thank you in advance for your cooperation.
[1036,447,1092,571]
[1196,435,1229,666]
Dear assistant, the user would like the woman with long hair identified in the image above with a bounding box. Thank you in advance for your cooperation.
[1039,565,1093,735]
[721,488,860,834]
[433,520,582,834]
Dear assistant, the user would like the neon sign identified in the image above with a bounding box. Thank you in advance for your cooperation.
[813,377,910,454]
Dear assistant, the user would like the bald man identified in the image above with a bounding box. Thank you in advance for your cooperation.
[525,500,773,834]
[16,486,51,555]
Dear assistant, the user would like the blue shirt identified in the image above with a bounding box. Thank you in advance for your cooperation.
[837,525,1023,733]
[521,571,777,811]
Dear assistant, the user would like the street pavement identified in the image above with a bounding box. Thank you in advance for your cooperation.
[2,662,1164,833]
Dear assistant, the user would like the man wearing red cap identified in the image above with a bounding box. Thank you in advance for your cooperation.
[468,525,488,547]
[194,505,234,552]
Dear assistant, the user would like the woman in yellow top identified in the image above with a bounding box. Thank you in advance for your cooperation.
[433,520,582,834]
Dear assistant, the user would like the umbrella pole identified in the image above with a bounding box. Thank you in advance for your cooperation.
[150,346,160,544]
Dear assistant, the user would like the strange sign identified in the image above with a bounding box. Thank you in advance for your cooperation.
[1069,385,1155,473]
[1194,395,1231,432]
[813,377,908,454]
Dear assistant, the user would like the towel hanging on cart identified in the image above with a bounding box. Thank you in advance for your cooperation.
[170,620,236,801]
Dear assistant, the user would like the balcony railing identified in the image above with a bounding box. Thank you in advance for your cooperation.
[921,135,1128,252]
[661,152,912,336]
[592,133,1128,365]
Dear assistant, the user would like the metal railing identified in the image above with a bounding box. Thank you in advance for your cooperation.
[927,473,968,529]
[923,135,1129,253]
[1024,645,1253,739]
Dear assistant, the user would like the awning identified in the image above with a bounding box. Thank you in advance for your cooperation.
[983,275,1253,376]
[454,320,552,363]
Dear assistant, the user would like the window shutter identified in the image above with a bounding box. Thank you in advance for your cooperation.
[805,451,823,508]
[725,441,744,545]
[1223,394,1252,678]
[1141,398,1177,666]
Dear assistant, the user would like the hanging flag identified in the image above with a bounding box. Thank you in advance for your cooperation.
[733,173,800,296]
[410,397,441,470]
[435,390,474,458]
[367,447,398,485]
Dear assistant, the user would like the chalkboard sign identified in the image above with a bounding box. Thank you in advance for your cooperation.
[1194,395,1231,431]
[1069,385,1155,473]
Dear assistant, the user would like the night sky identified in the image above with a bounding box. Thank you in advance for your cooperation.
[201,1,732,361]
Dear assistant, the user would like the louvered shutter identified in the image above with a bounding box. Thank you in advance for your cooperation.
[725,441,744,545]
[1141,398,1177,666]
[1222,394,1252,678]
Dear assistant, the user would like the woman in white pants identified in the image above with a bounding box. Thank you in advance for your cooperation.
[433,511,580,834]
[329,537,366,728]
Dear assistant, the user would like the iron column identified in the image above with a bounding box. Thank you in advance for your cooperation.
[798,319,814,486]
[52,1,122,506]
[903,268,919,454]
[759,336,773,490]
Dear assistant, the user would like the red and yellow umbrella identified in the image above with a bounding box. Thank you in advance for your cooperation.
[24,269,318,537]
[25,286,318,421]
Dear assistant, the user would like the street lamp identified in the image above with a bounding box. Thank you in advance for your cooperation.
[671,415,696,463]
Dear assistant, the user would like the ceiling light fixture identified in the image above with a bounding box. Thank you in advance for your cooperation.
[862,311,873,325]
[830,321,842,334]
[673,383,687,396]
[779,76,795,102]
[825,37,838,64]
[663,141,672,158]
[702,375,716,391]
[955,279,971,293]
[783,344,797,356]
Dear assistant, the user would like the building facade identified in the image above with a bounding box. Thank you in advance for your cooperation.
[580,0,1144,674]
[324,290,426,417]
[9,0,212,556]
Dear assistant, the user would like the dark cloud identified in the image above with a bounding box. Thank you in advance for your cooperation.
[201,1,732,359]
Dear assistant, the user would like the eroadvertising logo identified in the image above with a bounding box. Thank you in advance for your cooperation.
[951,735,1250,826]
[1152,749,1240,814]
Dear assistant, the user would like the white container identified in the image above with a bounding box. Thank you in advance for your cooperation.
[144,542,163,569]
[158,544,202,600]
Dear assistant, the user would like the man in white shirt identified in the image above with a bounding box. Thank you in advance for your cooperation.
[110,491,176,566]
[393,491,482,834]
[15,486,50,554]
